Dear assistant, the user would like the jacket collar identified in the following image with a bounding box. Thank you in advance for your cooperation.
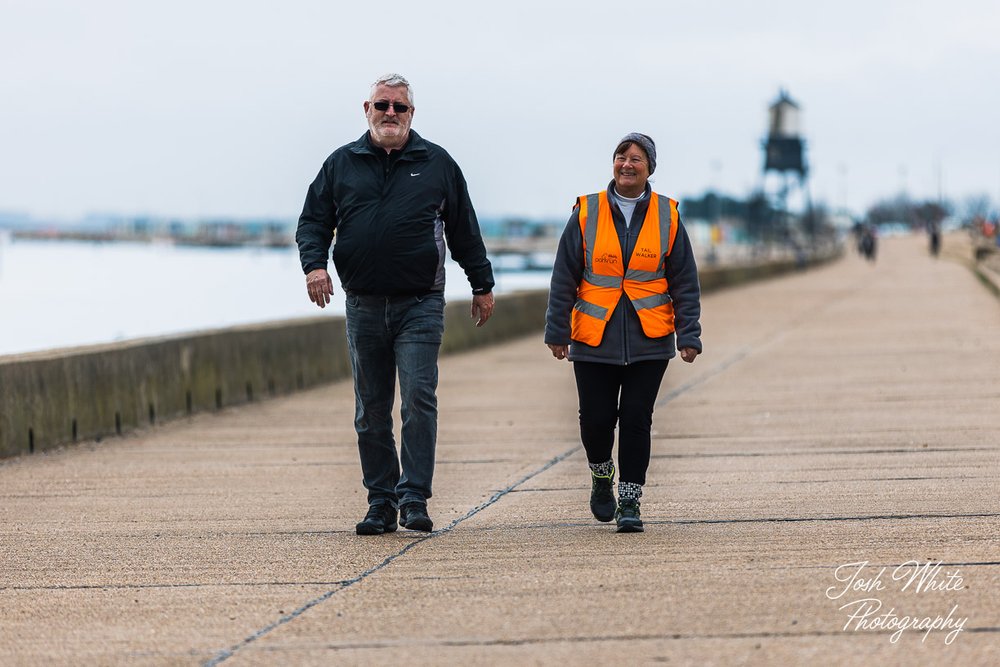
[605,179,652,202]
[605,180,652,230]
[350,129,429,160]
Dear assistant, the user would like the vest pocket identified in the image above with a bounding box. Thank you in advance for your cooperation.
[635,302,675,339]
[571,305,607,346]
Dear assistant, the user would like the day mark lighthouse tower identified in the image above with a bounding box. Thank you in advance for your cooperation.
[761,89,813,237]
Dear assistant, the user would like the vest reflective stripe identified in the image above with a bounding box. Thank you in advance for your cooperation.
[631,292,672,310]
[581,193,601,272]
[581,271,621,287]
[573,298,608,319]
[571,190,679,346]
[625,267,662,281]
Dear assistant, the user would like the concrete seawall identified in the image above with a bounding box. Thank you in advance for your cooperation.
[0,251,838,459]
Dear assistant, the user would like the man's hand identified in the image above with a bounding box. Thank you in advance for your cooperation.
[306,269,333,308]
[680,347,699,363]
[547,344,569,360]
[471,292,495,327]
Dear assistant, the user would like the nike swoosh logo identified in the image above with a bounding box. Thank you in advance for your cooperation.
[410,172,420,176]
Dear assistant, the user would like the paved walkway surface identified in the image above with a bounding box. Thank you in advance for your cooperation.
[2,234,999,666]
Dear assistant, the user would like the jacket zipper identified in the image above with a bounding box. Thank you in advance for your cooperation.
[621,211,633,365]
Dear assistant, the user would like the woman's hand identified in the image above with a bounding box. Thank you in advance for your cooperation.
[679,347,699,363]
[547,344,569,360]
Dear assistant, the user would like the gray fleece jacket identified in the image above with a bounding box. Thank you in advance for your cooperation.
[544,181,703,364]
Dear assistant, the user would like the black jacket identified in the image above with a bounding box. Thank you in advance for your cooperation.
[544,182,702,364]
[296,131,494,296]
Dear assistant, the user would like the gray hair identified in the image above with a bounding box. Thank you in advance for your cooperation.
[370,73,414,106]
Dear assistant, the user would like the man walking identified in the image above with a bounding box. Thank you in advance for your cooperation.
[296,73,495,535]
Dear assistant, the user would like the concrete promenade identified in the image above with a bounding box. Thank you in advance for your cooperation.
[2,234,999,666]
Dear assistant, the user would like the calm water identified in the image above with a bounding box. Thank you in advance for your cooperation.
[0,238,551,357]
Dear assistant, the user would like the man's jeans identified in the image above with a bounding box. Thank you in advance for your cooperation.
[345,291,445,509]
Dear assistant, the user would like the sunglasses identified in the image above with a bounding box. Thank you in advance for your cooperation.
[372,101,411,113]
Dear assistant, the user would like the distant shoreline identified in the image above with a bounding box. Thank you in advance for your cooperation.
[8,228,294,248]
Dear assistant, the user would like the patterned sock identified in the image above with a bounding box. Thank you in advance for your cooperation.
[619,481,643,502]
[589,459,615,478]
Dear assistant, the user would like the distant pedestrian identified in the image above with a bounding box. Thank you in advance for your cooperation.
[544,133,702,533]
[928,221,941,257]
[296,73,496,535]
[851,222,865,256]
[860,223,878,262]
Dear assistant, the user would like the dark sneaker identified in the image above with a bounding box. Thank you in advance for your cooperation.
[356,503,398,535]
[399,503,434,532]
[615,499,644,533]
[590,467,617,522]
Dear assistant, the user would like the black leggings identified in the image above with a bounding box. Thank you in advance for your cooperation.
[573,360,668,485]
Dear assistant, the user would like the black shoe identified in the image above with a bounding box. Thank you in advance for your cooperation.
[590,466,617,522]
[615,498,644,533]
[399,503,433,532]
[356,503,398,535]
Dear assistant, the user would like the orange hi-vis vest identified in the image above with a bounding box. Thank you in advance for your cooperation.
[570,190,679,346]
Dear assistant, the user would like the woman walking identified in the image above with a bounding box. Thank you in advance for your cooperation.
[545,133,702,532]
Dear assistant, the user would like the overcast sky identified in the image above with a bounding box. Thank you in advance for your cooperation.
[2,0,999,222]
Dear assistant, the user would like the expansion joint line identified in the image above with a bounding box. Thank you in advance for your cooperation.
[204,446,580,666]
